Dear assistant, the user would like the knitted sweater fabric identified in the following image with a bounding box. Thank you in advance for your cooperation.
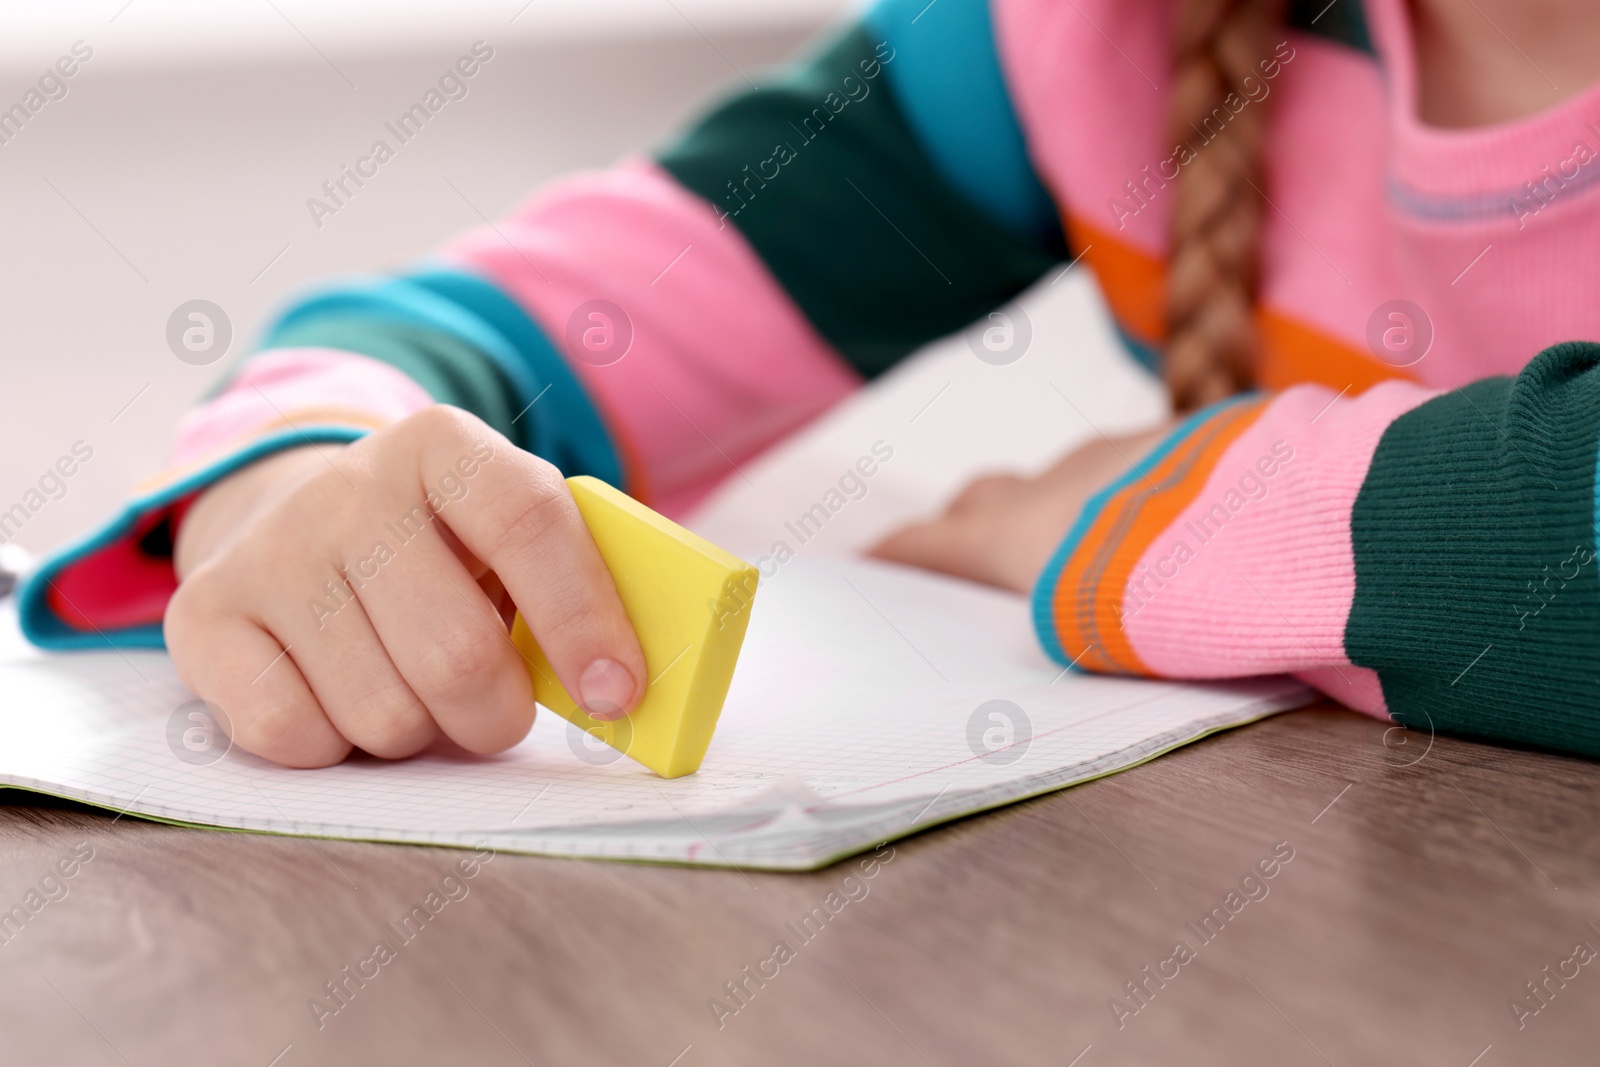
[23,0,1600,757]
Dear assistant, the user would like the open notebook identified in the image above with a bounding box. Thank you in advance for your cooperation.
[0,558,1311,870]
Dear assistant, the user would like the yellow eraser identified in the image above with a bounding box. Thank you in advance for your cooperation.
[510,475,758,778]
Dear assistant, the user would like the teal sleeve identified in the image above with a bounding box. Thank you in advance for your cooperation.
[253,268,624,490]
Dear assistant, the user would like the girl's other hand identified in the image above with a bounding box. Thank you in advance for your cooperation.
[869,422,1175,594]
[167,406,647,768]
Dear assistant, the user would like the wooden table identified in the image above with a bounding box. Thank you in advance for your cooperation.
[1,705,1594,1066]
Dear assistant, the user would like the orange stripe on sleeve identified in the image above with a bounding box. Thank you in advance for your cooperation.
[1049,398,1269,675]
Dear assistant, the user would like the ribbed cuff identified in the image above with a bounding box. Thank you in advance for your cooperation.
[19,349,429,650]
[1031,395,1268,676]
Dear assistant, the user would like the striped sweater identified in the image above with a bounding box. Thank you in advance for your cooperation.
[22,0,1600,757]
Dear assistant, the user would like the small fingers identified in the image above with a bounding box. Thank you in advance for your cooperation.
[271,589,439,759]
[397,409,647,721]
[166,579,351,768]
[868,518,982,579]
[352,533,538,755]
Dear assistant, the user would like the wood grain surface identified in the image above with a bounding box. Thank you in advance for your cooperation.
[1,704,1596,1066]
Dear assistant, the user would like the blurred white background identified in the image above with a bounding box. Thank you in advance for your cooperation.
[0,0,1164,563]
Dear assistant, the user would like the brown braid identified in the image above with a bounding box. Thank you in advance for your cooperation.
[1164,0,1286,411]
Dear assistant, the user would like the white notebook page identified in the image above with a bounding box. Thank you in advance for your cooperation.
[0,558,1310,870]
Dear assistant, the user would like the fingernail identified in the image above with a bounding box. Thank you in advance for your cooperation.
[579,658,636,721]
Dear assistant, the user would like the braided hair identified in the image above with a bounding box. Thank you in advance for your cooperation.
[1163,0,1286,410]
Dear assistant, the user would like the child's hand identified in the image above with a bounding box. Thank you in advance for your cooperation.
[869,423,1175,594]
[166,406,647,768]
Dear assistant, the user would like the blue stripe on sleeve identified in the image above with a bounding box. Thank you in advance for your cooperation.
[1030,395,1260,668]
[19,426,367,650]
[864,0,1061,242]
[259,268,625,491]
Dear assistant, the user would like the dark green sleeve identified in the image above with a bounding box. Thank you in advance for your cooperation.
[656,20,1066,378]
[1346,342,1600,757]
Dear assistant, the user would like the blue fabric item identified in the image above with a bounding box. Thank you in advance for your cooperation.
[1029,395,1259,668]
[258,268,626,490]
[19,427,367,650]
[863,0,1061,242]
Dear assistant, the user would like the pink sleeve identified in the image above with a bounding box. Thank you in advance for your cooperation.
[1033,381,1440,720]
[437,157,863,516]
